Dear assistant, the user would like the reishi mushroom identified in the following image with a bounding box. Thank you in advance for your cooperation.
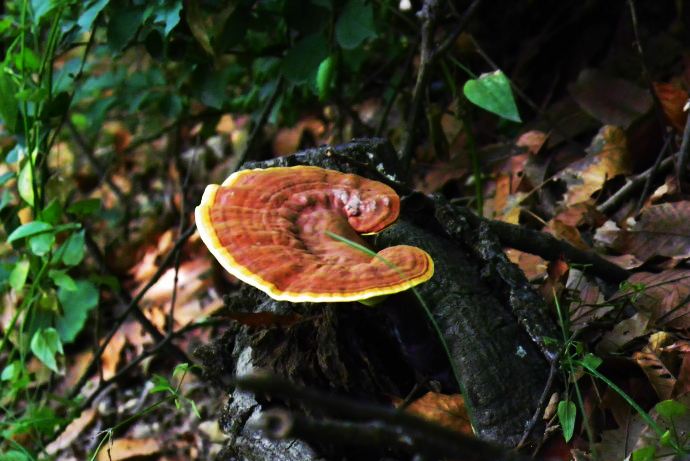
[195,166,434,303]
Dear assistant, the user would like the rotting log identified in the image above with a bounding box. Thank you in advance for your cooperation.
[197,138,566,459]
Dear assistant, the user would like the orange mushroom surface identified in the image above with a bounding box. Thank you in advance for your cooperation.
[195,166,434,302]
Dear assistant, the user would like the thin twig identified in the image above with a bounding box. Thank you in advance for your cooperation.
[516,353,560,449]
[69,225,196,400]
[677,103,690,186]
[233,77,284,170]
[597,152,676,215]
[400,0,484,172]
[634,132,672,214]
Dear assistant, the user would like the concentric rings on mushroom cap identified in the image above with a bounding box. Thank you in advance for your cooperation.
[195,166,434,303]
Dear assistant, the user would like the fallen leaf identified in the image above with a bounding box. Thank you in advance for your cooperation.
[619,270,690,330]
[506,249,547,280]
[597,313,649,354]
[673,350,690,396]
[567,268,609,332]
[273,117,325,156]
[398,392,473,435]
[557,126,631,206]
[516,130,547,155]
[97,437,160,461]
[45,408,97,456]
[634,349,675,400]
[101,329,127,380]
[653,82,688,133]
[611,201,690,263]
[569,69,652,128]
[546,219,590,251]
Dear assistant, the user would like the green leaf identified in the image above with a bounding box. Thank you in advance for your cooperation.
[316,55,335,101]
[150,374,173,394]
[9,259,30,291]
[660,429,672,446]
[655,399,688,419]
[31,0,57,23]
[30,327,63,372]
[2,450,32,461]
[49,269,77,291]
[107,4,145,51]
[557,400,577,442]
[42,198,62,225]
[78,0,110,32]
[56,279,99,343]
[0,71,18,133]
[282,33,328,84]
[61,230,85,266]
[17,158,35,206]
[631,446,655,461]
[153,0,182,36]
[1,361,21,381]
[335,0,376,50]
[66,198,101,217]
[463,70,521,122]
[581,353,603,370]
[29,232,55,256]
[7,221,53,243]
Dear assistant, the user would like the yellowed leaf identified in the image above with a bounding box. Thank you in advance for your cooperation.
[558,126,630,206]
[97,437,160,461]
[398,392,473,435]
[46,408,97,456]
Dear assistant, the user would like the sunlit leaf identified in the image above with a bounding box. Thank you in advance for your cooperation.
[463,70,521,122]
[7,221,53,243]
[30,327,63,372]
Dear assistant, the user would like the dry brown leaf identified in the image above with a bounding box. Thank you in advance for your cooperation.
[45,408,97,456]
[101,330,127,380]
[545,219,589,251]
[567,269,609,332]
[97,437,160,461]
[506,249,547,280]
[622,270,690,330]
[272,117,325,156]
[557,126,630,206]
[674,350,690,396]
[653,82,689,133]
[597,313,649,354]
[416,159,467,194]
[634,349,675,400]
[611,201,690,263]
[569,69,652,128]
[516,130,547,155]
[399,392,473,435]
[540,258,569,304]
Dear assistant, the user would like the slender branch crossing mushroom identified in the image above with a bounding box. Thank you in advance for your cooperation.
[195,166,434,303]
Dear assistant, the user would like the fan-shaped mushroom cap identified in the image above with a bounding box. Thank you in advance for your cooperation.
[195,166,433,302]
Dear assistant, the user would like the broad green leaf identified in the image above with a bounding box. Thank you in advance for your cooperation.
[631,446,655,461]
[31,0,57,23]
[78,0,109,32]
[581,353,603,370]
[17,158,35,206]
[316,55,335,101]
[9,259,30,291]
[335,0,376,50]
[29,232,55,256]
[2,450,31,461]
[0,71,18,133]
[7,221,53,243]
[42,198,62,225]
[66,198,101,217]
[557,400,577,442]
[282,33,328,84]
[107,4,145,51]
[1,361,20,381]
[49,269,77,291]
[463,70,521,122]
[153,0,182,36]
[61,230,85,266]
[30,327,63,372]
[56,279,99,343]
[655,399,688,419]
